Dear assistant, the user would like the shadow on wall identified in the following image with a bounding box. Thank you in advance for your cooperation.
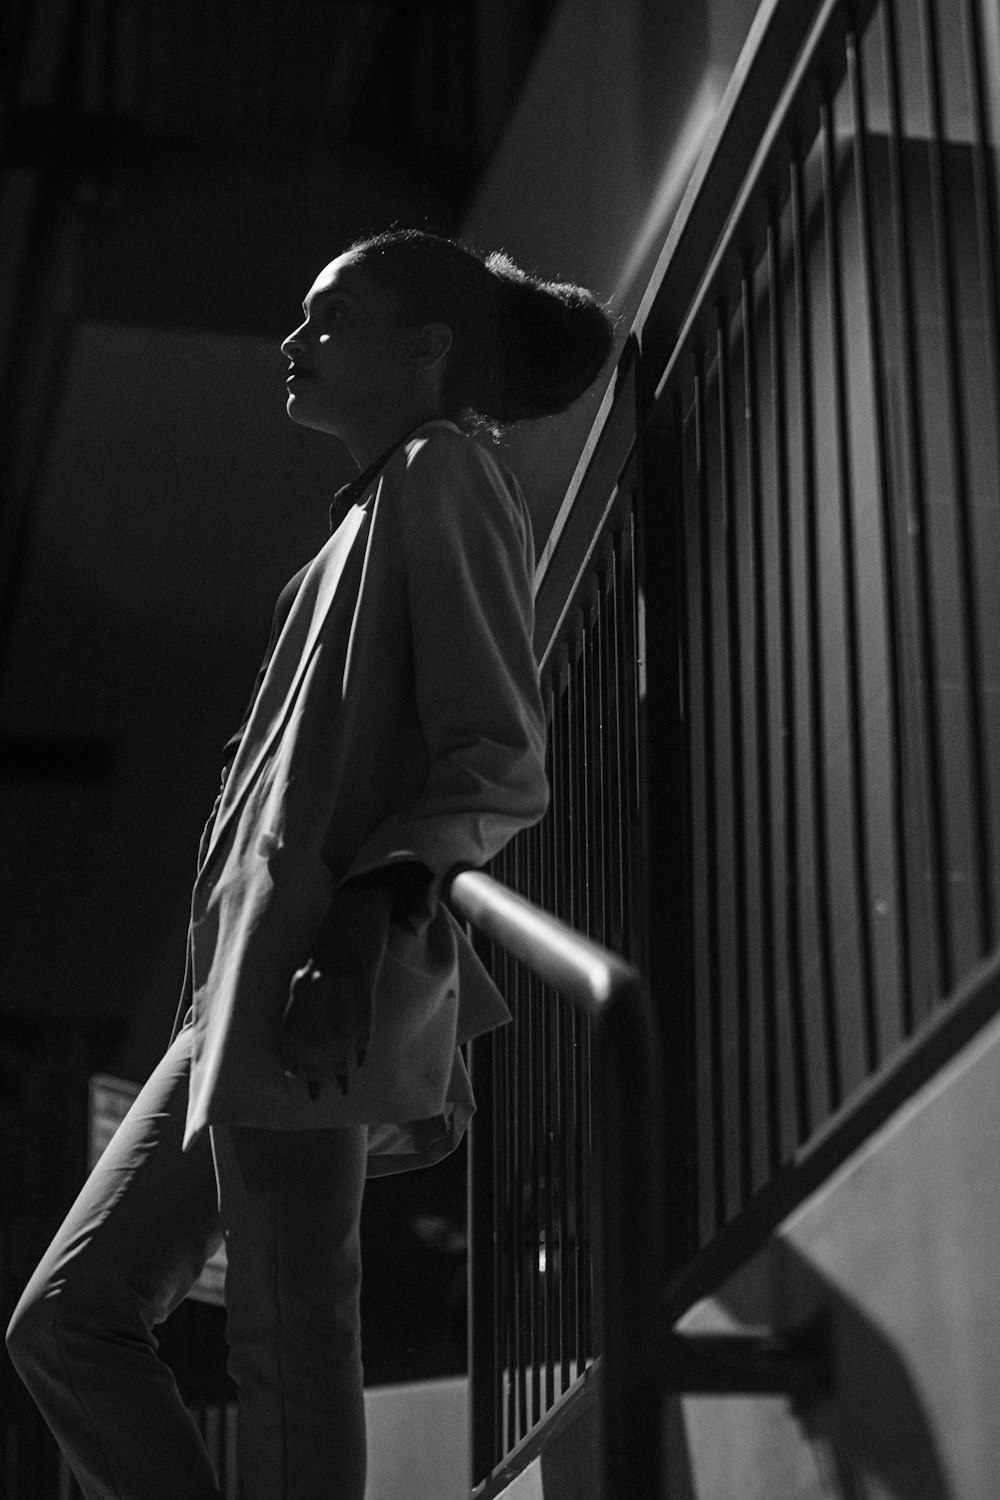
[463,0,762,550]
[683,1238,953,1500]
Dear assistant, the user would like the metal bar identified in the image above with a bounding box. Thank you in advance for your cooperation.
[525,827,542,1427]
[468,1029,498,1482]
[540,681,559,1410]
[449,869,666,1500]
[497,930,515,1455]
[768,194,811,1148]
[694,349,727,1234]
[567,638,585,1375]
[650,0,880,413]
[960,0,1000,941]
[454,870,833,1493]
[718,296,754,1206]
[791,138,841,1115]
[743,254,781,1175]
[820,79,878,1076]
[681,395,712,1245]
[640,0,879,376]
[551,655,575,1393]
[607,537,628,955]
[880,0,950,1008]
[593,583,610,950]
[846,20,917,1056]
[917,0,993,956]
[623,511,645,961]
[511,912,526,1442]
[491,1019,505,1467]
[543,947,557,1409]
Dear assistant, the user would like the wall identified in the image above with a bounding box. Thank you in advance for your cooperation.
[463,0,762,549]
[676,987,1000,1498]
[487,982,1000,1499]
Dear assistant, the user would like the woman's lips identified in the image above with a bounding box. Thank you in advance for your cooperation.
[286,368,313,383]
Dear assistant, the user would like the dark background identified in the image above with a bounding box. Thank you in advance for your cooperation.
[0,0,560,1430]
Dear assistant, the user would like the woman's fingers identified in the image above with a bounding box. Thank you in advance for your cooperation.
[280,963,370,1095]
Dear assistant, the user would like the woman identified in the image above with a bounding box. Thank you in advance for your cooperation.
[7,229,614,1499]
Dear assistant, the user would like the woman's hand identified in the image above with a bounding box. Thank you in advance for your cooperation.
[279,881,392,1100]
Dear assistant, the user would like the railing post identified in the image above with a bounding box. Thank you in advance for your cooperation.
[467,1029,500,1487]
[596,973,666,1500]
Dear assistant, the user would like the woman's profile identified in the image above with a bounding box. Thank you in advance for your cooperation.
[7,228,614,1500]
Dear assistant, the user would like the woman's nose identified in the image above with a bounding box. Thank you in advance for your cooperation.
[280,325,306,359]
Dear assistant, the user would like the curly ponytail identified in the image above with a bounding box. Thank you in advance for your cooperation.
[346,229,615,434]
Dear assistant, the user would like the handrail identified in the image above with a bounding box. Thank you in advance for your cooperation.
[448,869,667,1499]
[449,870,830,1497]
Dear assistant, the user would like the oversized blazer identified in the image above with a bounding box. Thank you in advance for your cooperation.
[178,420,549,1174]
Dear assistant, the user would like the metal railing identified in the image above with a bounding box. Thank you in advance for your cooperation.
[652,0,1000,1246]
[450,869,829,1500]
[450,871,665,1499]
[466,0,1000,1487]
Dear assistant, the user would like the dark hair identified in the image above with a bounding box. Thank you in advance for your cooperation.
[345,228,616,434]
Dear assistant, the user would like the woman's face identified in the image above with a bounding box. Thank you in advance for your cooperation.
[280,254,413,440]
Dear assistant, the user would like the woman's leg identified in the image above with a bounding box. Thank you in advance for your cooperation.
[212,1124,368,1500]
[6,1027,224,1500]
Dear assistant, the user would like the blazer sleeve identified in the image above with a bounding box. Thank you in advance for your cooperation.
[339,430,549,918]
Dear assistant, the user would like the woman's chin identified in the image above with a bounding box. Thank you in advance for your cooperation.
[285,395,341,439]
[286,391,318,425]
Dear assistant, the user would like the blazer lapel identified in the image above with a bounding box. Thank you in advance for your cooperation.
[199,496,375,880]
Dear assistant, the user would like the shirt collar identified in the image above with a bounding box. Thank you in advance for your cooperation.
[328,422,437,534]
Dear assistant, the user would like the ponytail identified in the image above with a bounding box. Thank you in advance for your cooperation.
[346,230,615,434]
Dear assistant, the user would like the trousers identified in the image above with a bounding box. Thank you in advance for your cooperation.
[6,1025,369,1500]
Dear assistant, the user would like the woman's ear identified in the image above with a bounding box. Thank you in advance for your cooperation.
[408,321,453,371]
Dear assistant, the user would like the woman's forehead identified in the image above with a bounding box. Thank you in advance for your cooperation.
[306,254,383,309]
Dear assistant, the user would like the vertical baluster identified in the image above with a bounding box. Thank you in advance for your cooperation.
[491,1020,505,1466]
[624,511,645,944]
[498,918,515,1453]
[493,854,508,1454]
[558,654,576,1389]
[718,296,753,1208]
[680,388,708,1240]
[592,585,610,949]
[516,826,538,1428]
[614,525,638,959]
[917,0,993,956]
[509,881,526,1443]
[576,1002,592,1371]
[581,620,594,942]
[693,349,726,1232]
[564,639,580,1384]
[820,77,879,1077]
[468,1025,498,1479]
[743,253,781,1175]
[961,0,1000,552]
[580,613,597,1364]
[554,677,571,1401]
[880,0,949,1011]
[607,537,628,956]
[768,194,811,1147]
[537,681,557,1413]
[846,20,918,1055]
[961,0,1000,942]
[791,139,841,1115]
[542,817,557,1410]
[571,633,590,1368]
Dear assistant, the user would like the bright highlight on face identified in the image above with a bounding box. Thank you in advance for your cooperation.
[279,255,412,439]
[279,254,455,465]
